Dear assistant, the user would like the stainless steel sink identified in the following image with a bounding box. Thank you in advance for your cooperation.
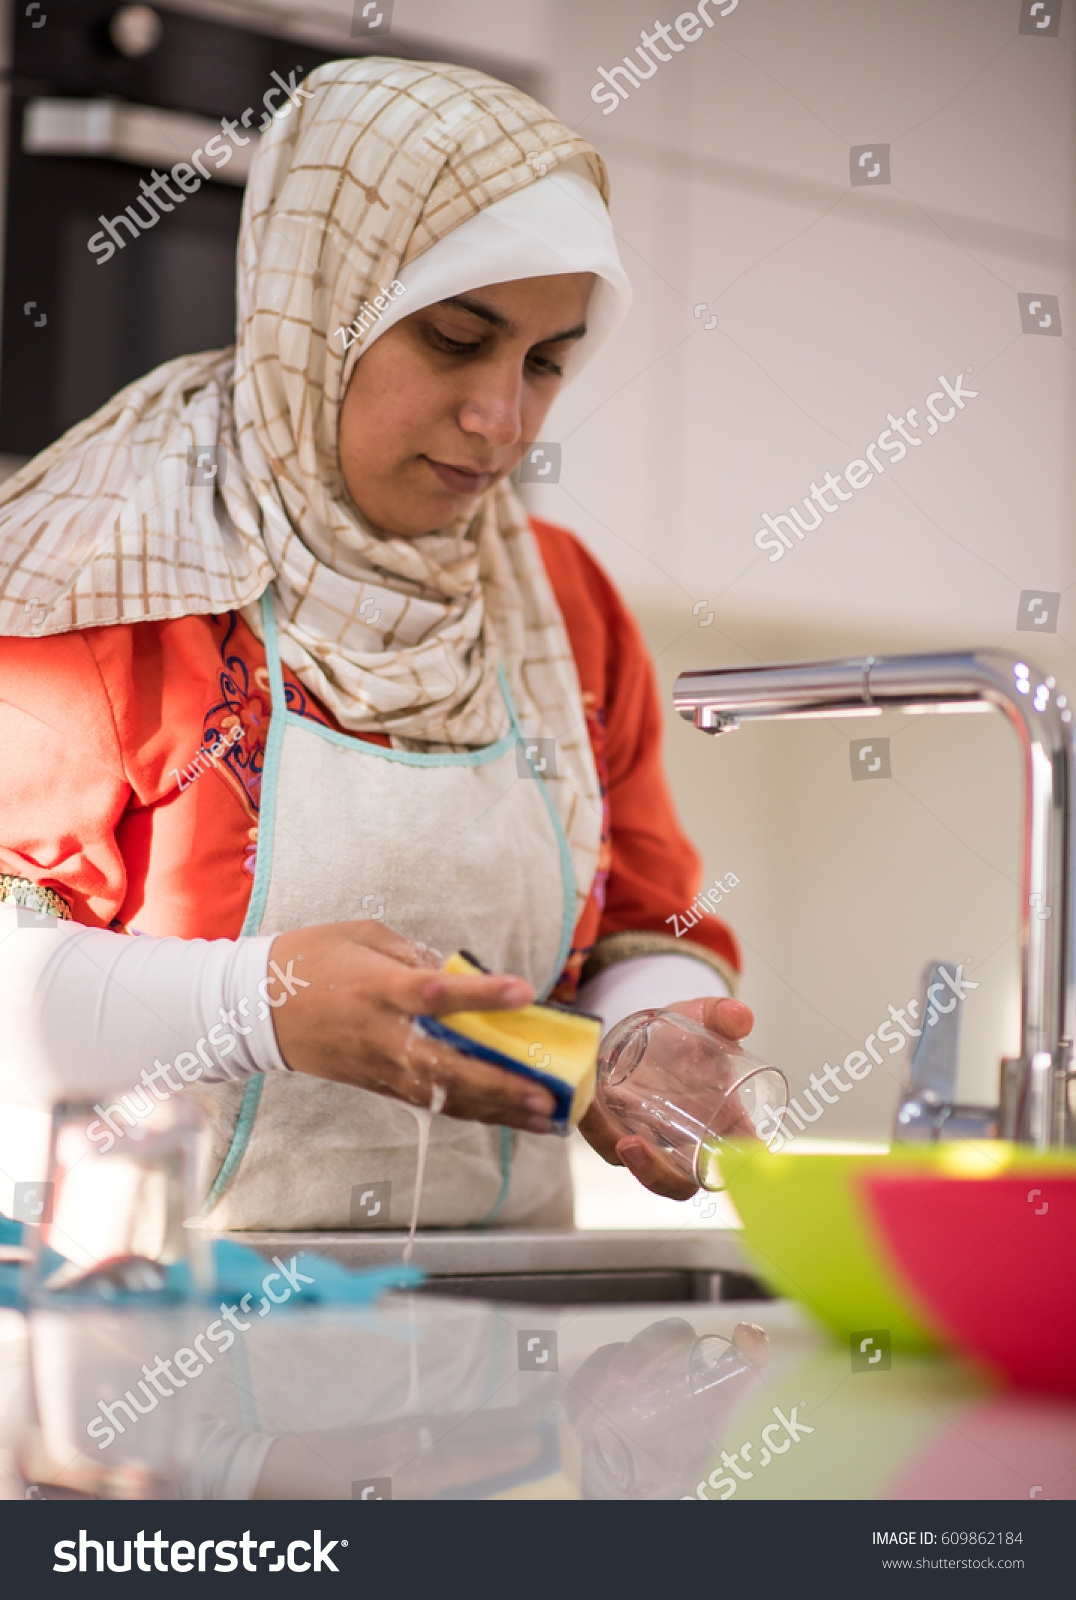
[218,1228,771,1304]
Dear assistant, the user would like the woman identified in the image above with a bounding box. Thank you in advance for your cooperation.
[0,57,747,1232]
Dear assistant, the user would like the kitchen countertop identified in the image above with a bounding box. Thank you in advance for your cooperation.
[204,1226,764,1307]
[218,1226,752,1275]
[2,1257,1073,1500]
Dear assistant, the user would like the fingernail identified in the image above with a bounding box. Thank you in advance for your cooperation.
[524,1093,552,1113]
[619,1144,646,1172]
[500,984,530,1006]
[526,1116,555,1134]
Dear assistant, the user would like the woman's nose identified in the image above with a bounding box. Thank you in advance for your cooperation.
[457,363,524,448]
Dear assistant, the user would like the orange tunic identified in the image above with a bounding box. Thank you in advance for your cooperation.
[0,517,739,998]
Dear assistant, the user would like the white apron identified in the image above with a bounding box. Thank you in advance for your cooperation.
[196,589,593,1231]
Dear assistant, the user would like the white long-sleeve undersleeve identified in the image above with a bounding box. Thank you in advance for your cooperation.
[0,908,729,1111]
[0,906,289,1109]
[575,953,730,1038]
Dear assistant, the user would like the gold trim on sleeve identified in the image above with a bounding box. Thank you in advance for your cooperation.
[0,875,73,920]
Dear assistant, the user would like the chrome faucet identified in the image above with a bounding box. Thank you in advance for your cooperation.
[895,959,999,1143]
[673,651,1075,1148]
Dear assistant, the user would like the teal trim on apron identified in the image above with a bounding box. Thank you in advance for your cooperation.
[285,706,516,765]
[240,589,289,940]
[476,1126,515,1226]
[202,589,285,1215]
[205,584,576,1221]
[497,661,576,1005]
[201,1074,265,1216]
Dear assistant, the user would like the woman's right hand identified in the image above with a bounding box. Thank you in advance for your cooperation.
[266,920,558,1133]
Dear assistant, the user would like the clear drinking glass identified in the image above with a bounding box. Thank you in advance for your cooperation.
[595,1008,788,1191]
[570,1319,769,1500]
[27,1096,209,1296]
[16,1096,209,1498]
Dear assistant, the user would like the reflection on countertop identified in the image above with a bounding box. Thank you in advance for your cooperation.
[2,1292,1074,1501]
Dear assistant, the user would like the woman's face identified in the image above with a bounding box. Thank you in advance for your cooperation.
[337,272,595,538]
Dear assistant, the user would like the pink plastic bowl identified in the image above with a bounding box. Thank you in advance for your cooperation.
[860,1168,1076,1396]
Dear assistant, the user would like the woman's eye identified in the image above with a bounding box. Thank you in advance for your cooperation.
[426,326,482,355]
[527,353,565,378]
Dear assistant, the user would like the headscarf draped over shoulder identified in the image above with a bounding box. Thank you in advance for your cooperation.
[0,57,610,755]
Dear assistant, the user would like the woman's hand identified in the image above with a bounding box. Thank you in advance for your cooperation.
[578,996,755,1200]
[267,920,559,1132]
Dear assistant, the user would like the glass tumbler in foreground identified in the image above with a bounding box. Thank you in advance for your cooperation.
[17,1097,209,1499]
[595,1009,788,1191]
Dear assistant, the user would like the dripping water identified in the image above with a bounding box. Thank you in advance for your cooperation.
[403,1081,447,1265]
[401,1080,446,1416]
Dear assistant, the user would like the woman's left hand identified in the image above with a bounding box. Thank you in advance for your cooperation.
[577,997,755,1200]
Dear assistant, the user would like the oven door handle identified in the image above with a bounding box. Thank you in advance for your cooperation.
[22,98,256,186]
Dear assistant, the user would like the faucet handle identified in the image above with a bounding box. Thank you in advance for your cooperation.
[894,960,998,1142]
[894,960,962,1141]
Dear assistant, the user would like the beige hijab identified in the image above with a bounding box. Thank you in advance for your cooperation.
[0,57,619,914]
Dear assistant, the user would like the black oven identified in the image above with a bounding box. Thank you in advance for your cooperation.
[0,0,540,459]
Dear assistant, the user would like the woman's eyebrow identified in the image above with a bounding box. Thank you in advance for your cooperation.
[438,294,587,344]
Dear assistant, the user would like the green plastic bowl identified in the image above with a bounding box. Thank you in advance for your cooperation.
[720,1143,942,1351]
[722,1140,1076,1352]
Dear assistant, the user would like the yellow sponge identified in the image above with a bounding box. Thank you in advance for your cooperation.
[415,950,601,1130]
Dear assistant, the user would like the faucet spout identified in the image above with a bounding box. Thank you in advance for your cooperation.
[673,650,1075,1146]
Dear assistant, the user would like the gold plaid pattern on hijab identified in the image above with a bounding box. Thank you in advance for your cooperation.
[0,56,609,919]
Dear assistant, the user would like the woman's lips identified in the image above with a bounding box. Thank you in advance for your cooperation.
[425,457,493,495]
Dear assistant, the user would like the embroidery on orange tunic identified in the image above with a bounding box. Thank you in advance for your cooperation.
[199,612,337,874]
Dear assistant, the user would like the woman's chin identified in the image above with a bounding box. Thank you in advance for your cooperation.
[401,493,489,537]
[353,475,495,538]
